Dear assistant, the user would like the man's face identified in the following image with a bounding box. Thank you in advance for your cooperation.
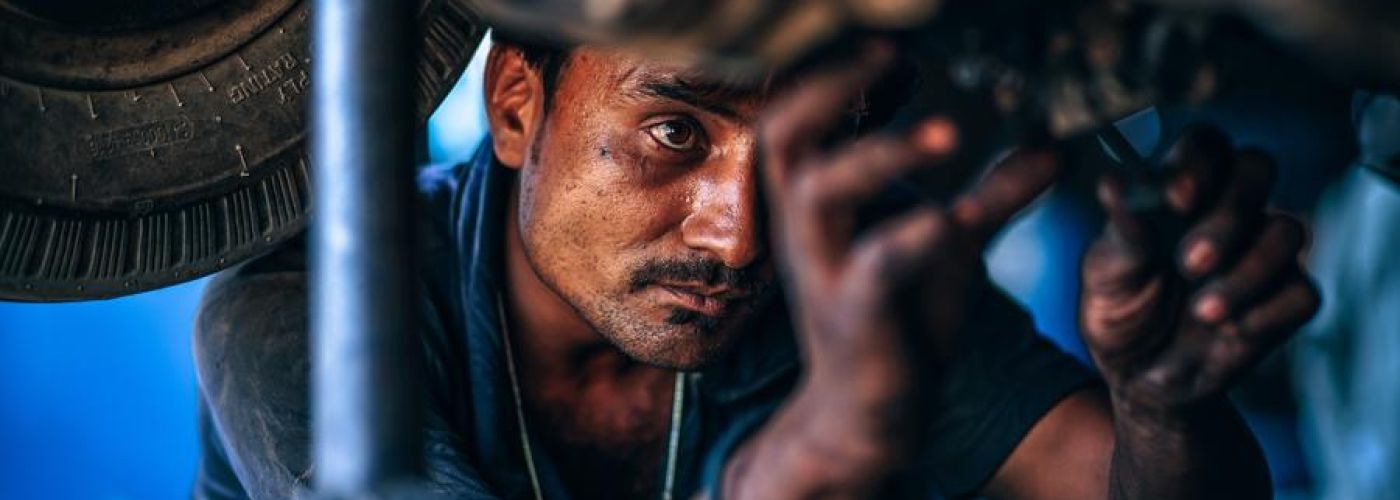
[495,46,778,370]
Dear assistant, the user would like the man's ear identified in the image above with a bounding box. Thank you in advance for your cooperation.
[484,45,545,170]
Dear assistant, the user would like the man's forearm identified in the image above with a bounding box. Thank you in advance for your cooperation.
[1108,395,1271,500]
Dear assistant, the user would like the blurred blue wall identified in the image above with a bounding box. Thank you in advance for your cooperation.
[0,279,207,500]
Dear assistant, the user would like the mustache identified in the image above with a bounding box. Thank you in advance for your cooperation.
[626,258,770,296]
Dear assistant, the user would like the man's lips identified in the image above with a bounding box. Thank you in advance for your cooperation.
[650,283,750,317]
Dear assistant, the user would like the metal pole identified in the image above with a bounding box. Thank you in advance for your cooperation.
[310,0,422,495]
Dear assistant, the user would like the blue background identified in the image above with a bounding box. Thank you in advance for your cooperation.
[0,279,207,499]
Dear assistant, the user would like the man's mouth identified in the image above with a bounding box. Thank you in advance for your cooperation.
[651,282,750,317]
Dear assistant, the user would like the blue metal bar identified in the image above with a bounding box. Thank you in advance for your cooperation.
[310,0,422,494]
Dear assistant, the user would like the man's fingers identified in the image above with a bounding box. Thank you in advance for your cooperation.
[1194,273,1321,390]
[803,122,958,213]
[852,206,954,282]
[779,133,948,266]
[951,148,1062,247]
[852,207,974,305]
[1162,124,1233,214]
[760,42,894,189]
[1177,149,1277,278]
[1233,274,1322,342]
[760,42,895,277]
[1095,174,1153,262]
[1191,214,1307,324]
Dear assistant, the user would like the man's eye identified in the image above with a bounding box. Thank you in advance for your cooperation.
[646,119,702,151]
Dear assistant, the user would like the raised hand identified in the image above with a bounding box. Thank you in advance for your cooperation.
[722,43,1065,498]
[1080,126,1321,415]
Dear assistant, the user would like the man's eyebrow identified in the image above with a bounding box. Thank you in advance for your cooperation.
[631,75,751,121]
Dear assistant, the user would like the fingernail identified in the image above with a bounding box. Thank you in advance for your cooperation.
[865,39,895,62]
[913,118,958,155]
[1167,176,1196,213]
[953,199,984,228]
[1184,239,1216,274]
[1195,294,1228,324]
[1096,179,1118,207]
[1218,321,1241,337]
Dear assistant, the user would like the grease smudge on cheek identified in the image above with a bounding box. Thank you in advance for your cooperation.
[607,135,671,187]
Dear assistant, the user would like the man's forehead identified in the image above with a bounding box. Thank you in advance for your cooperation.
[623,57,771,94]
[574,46,777,119]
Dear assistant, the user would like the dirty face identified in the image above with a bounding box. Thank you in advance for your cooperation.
[488,46,778,370]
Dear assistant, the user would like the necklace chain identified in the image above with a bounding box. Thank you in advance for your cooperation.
[496,293,684,500]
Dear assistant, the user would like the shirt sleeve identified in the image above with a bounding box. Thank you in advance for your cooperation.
[899,287,1098,498]
[194,396,253,500]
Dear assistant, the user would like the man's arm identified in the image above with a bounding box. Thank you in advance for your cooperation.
[722,42,1077,498]
[194,256,316,500]
[983,386,1270,499]
[193,244,501,499]
[722,44,1313,499]
[982,388,1115,499]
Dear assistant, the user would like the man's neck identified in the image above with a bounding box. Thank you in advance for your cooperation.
[501,179,676,499]
[501,181,665,384]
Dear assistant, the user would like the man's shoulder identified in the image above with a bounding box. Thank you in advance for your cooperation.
[192,144,495,391]
[416,141,500,226]
[192,239,314,499]
[194,236,310,403]
[196,236,310,366]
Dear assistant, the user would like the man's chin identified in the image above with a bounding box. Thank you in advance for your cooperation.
[626,345,729,371]
[613,312,747,370]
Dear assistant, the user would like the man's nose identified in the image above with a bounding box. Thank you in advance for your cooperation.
[680,164,763,270]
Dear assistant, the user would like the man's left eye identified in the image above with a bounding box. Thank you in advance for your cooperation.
[646,119,702,151]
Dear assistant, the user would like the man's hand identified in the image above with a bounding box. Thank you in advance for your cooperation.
[720,43,1064,499]
[1080,126,1321,498]
[1081,126,1320,414]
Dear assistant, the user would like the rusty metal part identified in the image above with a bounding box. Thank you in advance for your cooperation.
[0,0,486,301]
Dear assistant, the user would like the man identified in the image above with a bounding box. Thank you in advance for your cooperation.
[193,33,1319,499]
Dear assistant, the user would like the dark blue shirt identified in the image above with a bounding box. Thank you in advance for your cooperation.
[194,141,1095,499]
